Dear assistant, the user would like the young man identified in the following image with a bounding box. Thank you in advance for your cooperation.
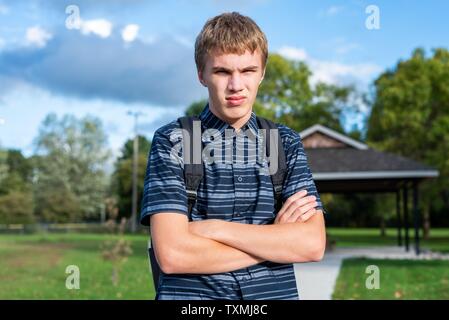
[140,12,326,300]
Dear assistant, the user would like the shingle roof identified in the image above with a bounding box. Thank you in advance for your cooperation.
[307,148,433,173]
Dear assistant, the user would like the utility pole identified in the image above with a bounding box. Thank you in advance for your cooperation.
[127,111,143,233]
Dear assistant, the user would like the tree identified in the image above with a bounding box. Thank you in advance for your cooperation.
[257,54,358,133]
[33,113,111,222]
[111,135,151,221]
[0,149,35,224]
[185,100,208,116]
[0,149,7,188]
[0,149,32,195]
[367,48,449,231]
[0,191,34,224]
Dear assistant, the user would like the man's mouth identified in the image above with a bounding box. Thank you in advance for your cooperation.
[226,96,246,107]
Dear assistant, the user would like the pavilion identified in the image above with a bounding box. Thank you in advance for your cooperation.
[300,124,439,255]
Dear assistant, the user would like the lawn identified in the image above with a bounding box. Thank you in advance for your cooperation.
[1,228,448,300]
[328,228,449,300]
[333,258,449,300]
[0,233,155,299]
[327,227,449,253]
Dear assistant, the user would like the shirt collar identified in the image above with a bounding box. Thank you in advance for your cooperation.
[198,102,258,135]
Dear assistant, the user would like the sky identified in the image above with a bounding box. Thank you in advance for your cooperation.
[0,0,448,160]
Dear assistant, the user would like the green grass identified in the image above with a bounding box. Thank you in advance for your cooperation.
[0,233,155,299]
[1,228,448,300]
[333,258,449,300]
[327,227,449,253]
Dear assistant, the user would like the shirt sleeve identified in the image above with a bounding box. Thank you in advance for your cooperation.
[140,127,188,227]
[281,132,326,214]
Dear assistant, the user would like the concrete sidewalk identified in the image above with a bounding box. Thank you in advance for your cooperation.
[293,246,449,300]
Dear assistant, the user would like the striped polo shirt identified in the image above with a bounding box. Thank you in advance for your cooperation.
[140,103,324,300]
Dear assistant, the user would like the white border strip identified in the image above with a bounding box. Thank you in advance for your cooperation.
[313,170,440,180]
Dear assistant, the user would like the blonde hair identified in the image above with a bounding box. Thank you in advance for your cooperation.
[194,12,268,72]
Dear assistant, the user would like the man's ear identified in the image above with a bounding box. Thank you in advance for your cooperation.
[259,68,266,85]
[198,71,207,87]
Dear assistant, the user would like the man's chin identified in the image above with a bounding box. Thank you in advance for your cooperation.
[223,102,251,116]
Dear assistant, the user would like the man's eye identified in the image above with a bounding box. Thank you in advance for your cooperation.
[215,70,228,74]
[243,70,255,73]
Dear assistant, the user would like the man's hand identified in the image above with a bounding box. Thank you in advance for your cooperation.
[274,190,318,224]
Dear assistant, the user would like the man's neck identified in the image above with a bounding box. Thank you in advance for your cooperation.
[208,101,252,132]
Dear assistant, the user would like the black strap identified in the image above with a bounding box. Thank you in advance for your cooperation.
[178,116,204,217]
[256,117,287,213]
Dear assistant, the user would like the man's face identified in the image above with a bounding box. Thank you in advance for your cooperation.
[198,49,265,129]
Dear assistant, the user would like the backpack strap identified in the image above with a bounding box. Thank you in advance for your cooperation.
[256,117,288,213]
[148,116,204,292]
[178,116,204,216]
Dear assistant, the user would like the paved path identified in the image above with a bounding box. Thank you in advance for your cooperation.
[293,246,449,300]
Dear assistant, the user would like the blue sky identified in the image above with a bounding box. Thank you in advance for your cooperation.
[0,0,448,159]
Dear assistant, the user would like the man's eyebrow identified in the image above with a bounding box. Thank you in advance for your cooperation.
[240,65,259,71]
[212,66,232,72]
[211,65,259,72]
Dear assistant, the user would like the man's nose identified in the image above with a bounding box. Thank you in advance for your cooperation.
[228,73,244,92]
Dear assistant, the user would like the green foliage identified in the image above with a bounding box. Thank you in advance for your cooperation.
[0,191,34,224]
[0,150,7,186]
[6,149,32,182]
[111,136,151,220]
[257,53,357,133]
[367,48,449,224]
[32,113,111,222]
[0,148,35,224]
[324,193,396,228]
[118,136,151,160]
[185,100,208,116]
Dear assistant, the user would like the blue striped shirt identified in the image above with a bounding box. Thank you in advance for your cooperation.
[140,103,324,300]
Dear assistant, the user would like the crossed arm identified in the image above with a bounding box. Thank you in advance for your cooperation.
[150,190,326,275]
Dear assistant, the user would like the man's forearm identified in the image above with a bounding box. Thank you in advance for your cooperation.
[199,212,326,263]
[164,232,265,274]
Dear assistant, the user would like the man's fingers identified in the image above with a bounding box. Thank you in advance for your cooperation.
[285,202,317,223]
[297,208,317,222]
[277,190,308,217]
[277,196,317,223]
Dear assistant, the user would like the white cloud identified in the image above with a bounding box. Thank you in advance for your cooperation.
[325,5,343,16]
[278,46,382,87]
[329,38,361,55]
[335,42,360,55]
[121,24,139,43]
[310,60,381,85]
[277,47,307,61]
[0,117,5,125]
[80,19,113,38]
[173,35,193,47]
[140,34,158,45]
[0,4,9,15]
[25,26,53,48]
